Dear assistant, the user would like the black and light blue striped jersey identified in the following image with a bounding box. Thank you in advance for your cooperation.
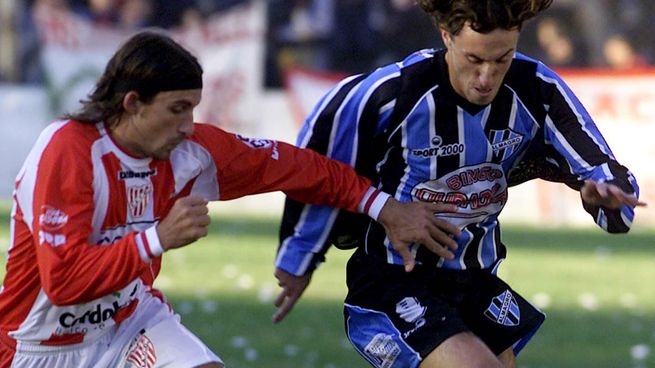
[276,49,640,276]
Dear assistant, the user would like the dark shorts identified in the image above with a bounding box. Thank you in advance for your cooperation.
[343,248,545,368]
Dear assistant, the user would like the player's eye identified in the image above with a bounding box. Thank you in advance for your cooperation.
[170,105,188,114]
[468,57,483,64]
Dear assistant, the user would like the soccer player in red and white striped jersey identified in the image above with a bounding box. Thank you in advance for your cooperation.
[0,30,456,368]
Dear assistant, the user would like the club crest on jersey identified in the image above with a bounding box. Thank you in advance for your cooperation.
[484,290,521,326]
[127,184,152,218]
[125,334,157,368]
[489,129,523,161]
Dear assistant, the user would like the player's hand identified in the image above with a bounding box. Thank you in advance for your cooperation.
[156,195,210,251]
[272,267,311,324]
[580,180,646,209]
[377,198,461,272]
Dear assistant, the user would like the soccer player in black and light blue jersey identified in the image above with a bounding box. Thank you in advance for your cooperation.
[272,1,646,367]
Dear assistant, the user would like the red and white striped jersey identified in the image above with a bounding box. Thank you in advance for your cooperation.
[0,120,388,349]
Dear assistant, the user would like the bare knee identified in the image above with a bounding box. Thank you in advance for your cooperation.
[419,332,503,368]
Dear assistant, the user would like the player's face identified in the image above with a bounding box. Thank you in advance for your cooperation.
[131,89,202,160]
[441,23,519,105]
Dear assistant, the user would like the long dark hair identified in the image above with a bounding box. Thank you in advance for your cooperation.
[418,0,553,35]
[64,29,203,126]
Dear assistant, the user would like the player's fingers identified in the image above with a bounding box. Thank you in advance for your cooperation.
[272,295,298,324]
[420,237,455,260]
[273,289,287,308]
[432,217,461,239]
[606,186,645,207]
[424,202,458,214]
[429,228,458,251]
[196,214,211,227]
[394,244,415,272]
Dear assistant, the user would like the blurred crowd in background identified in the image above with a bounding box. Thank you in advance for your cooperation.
[1,0,653,88]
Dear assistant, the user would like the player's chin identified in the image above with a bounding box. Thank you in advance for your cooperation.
[152,149,172,161]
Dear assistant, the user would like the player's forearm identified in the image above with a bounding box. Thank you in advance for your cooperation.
[38,231,152,305]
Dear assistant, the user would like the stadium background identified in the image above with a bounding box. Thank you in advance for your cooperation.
[0,1,654,367]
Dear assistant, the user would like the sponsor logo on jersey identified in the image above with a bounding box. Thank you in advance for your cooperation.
[411,136,464,158]
[364,333,401,368]
[411,163,508,228]
[39,205,68,231]
[57,301,121,335]
[489,128,523,161]
[56,285,138,335]
[125,334,157,368]
[484,290,521,326]
[118,169,158,180]
[39,230,66,247]
[127,184,152,218]
[396,297,427,339]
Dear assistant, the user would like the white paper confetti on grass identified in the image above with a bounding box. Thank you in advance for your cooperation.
[532,292,551,309]
[200,299,218,313]
[594,245,612,260]
[631,344,650,360]
[578,293,600,311]
[284,344,299,357]
[231,336,248,348]
[257,283,275,303]
[222,264,239,279]
[177,301,194,315]
[620,293,638,308]
[237,274,255,290]
[244,347,258,361]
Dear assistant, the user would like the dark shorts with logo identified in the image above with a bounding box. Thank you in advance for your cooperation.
[343,248,545,368]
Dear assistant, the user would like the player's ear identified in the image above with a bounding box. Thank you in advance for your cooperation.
[122,91,141,114]
[440,27,453,49]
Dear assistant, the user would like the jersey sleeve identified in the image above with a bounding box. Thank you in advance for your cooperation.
[191,124,389,218]
[536,64,640,232]
[275,69,401,276]
[16,124,151,306]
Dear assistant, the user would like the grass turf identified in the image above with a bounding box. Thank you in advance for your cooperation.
[0,212,654,367]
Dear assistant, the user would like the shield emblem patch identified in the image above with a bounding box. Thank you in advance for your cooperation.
[484,290,521,327]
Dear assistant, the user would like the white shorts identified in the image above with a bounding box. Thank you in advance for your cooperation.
[11,295,223,368]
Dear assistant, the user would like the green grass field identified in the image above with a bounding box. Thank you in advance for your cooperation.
[0,209,654,368]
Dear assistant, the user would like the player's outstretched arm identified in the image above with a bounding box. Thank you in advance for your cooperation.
[580,180,646,209]
[377,198,461,272]
[272,197,462,323]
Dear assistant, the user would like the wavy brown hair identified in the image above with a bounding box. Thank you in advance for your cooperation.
[64,29,203,126]
[417,0,553,35]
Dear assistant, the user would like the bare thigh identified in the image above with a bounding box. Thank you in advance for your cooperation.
[498,347,516,368]
[418,332,504,368]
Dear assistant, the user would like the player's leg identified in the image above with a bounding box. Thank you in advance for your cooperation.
[419,331,504,368]
[497,347,517,368]
[453,270,544,368]
[118,316,224,368]
[193,363,224,368]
